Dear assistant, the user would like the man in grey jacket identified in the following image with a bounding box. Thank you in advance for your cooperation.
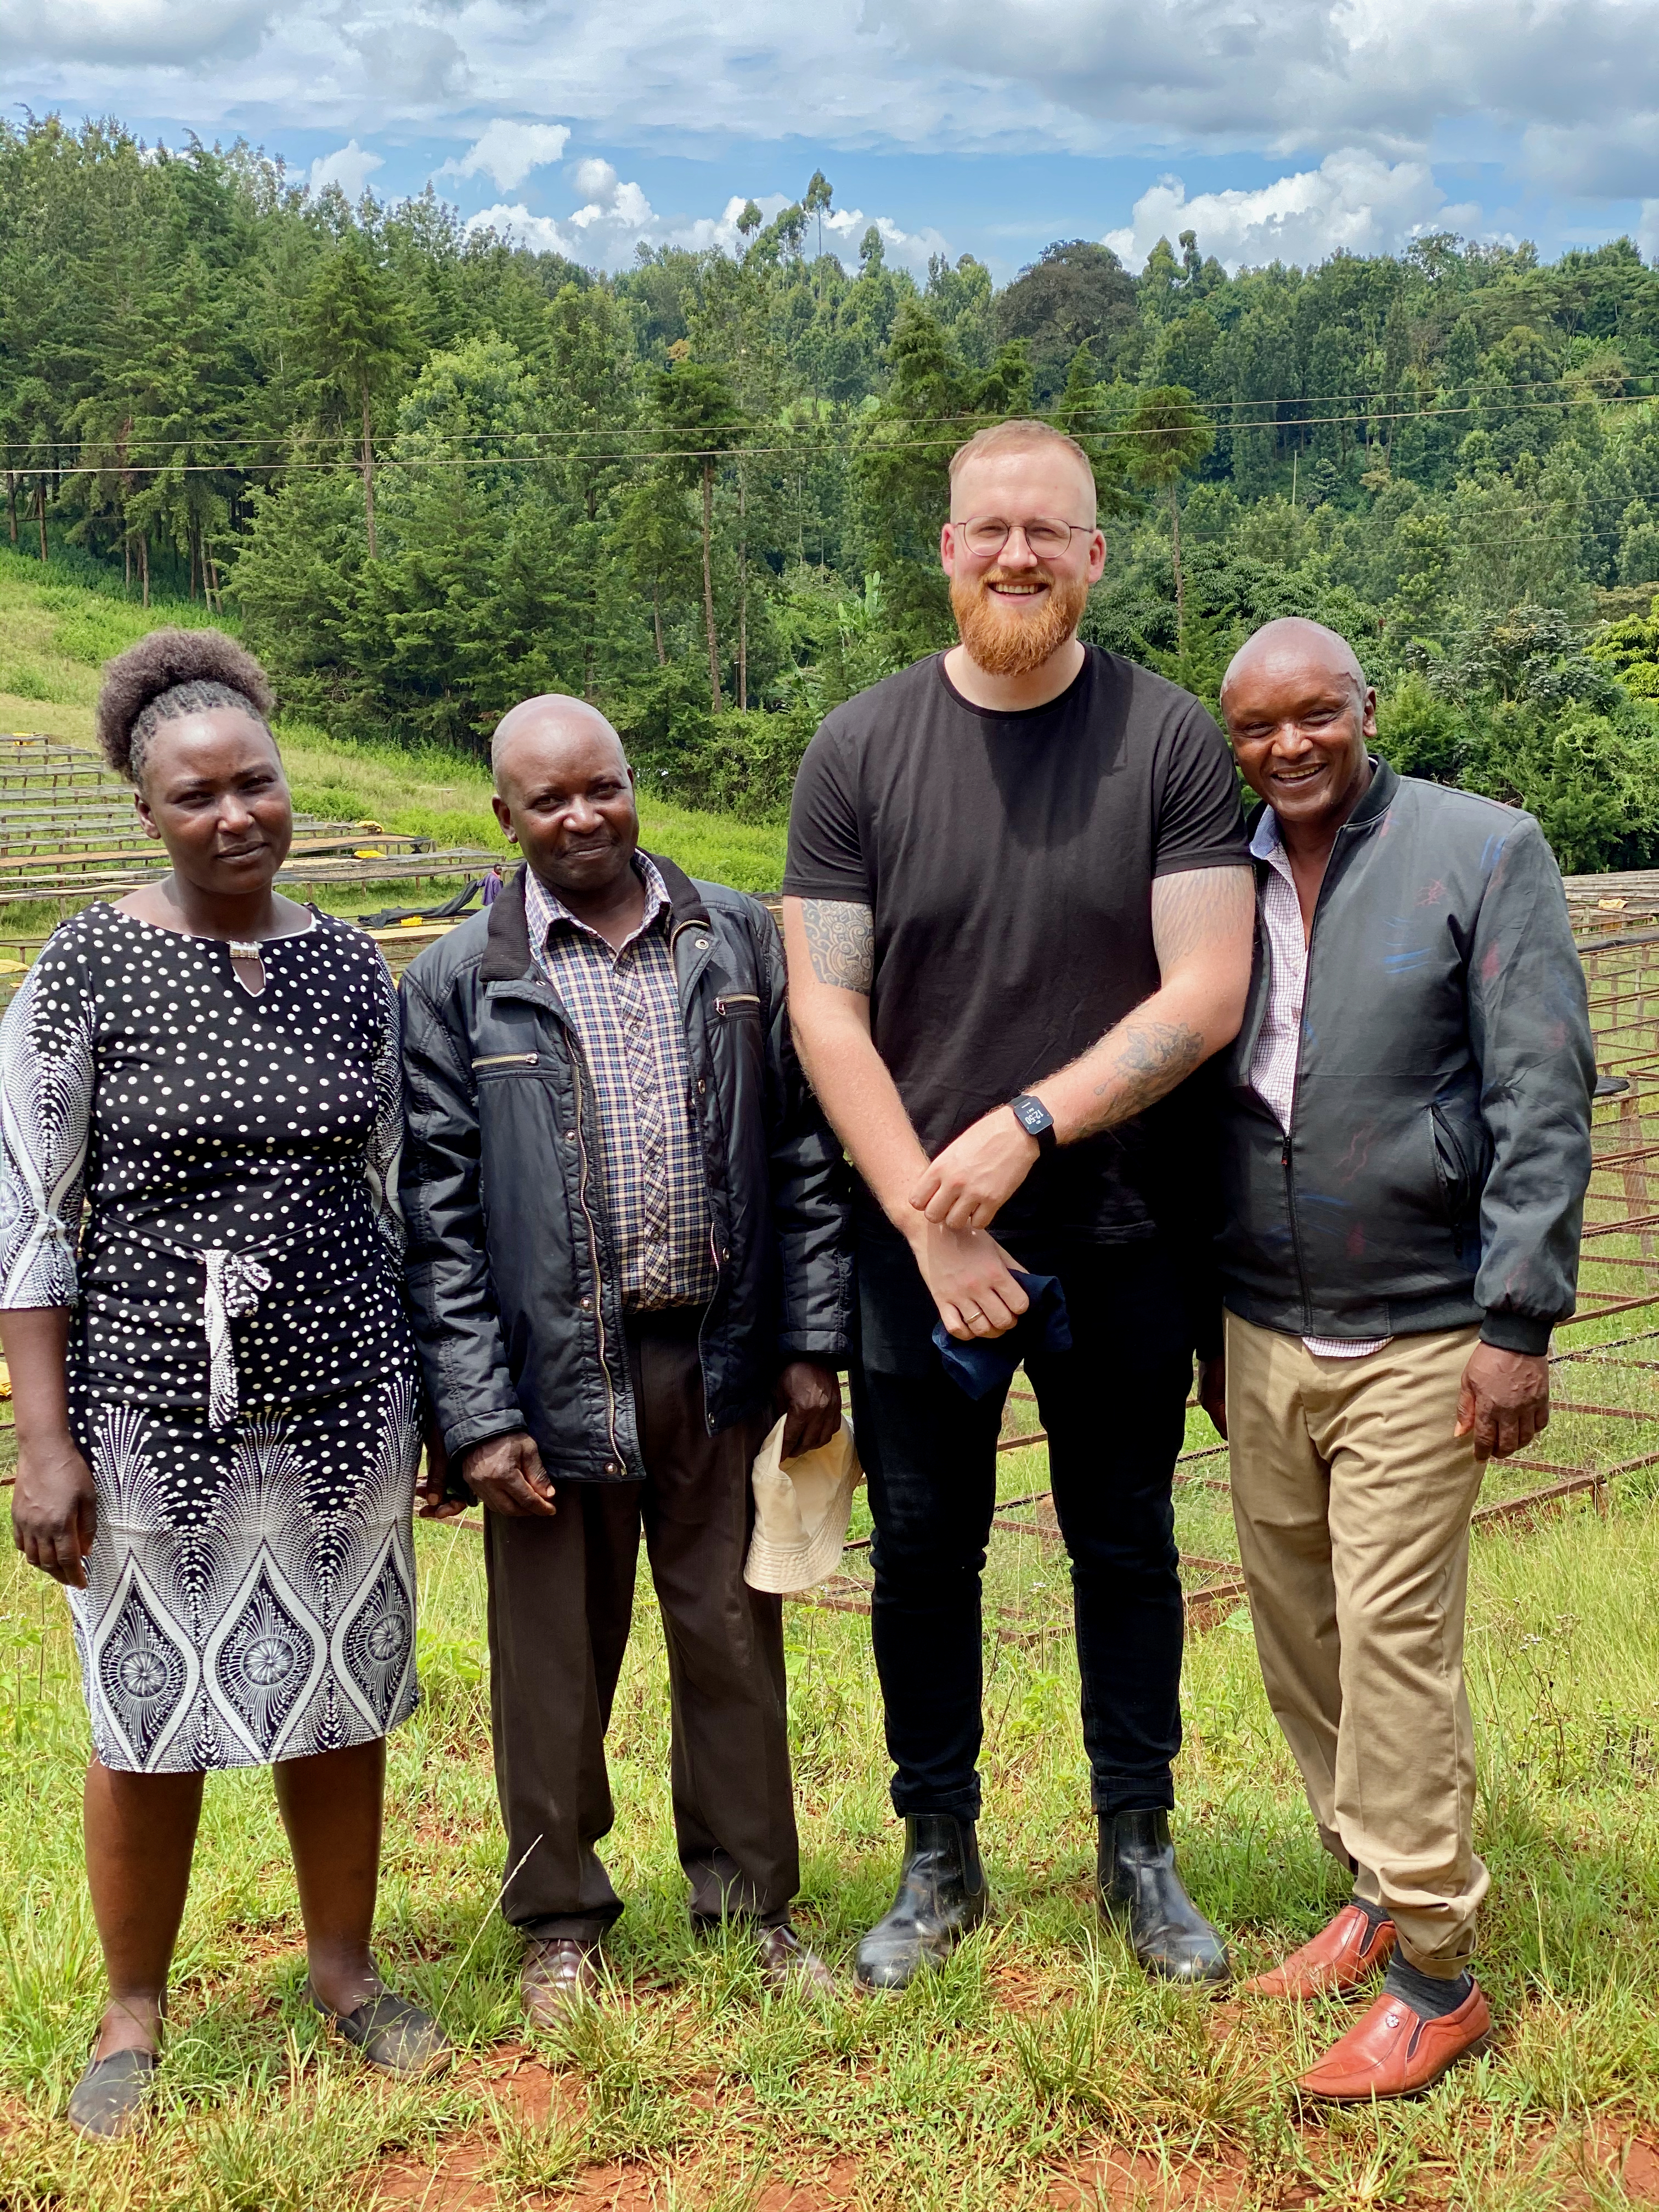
[1203,620,1593,2100]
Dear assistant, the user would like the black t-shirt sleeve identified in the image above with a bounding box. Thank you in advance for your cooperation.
[1151,701,1251,876]
[783,719,870,904]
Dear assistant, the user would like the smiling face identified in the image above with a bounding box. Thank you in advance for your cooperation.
[1221,624,1376,836]
[492,706,639,906]
[942,443,1105,678]
[134,708,294,895]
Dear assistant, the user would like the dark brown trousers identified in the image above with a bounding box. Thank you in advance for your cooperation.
[482,1308,798,1941]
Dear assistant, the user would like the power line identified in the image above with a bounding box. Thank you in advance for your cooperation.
[5,374,1654,461]
[9,386,1659,479]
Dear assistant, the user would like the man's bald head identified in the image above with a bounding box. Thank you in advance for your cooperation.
[492,693,629,793]
[1220,617,1376,842]
[489,692,641,912]
[1220,618,1366,710]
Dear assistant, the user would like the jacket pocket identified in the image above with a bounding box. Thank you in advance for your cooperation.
[713,994,761,1019]
[1429,1102,1486,1222]
[472,1052,540,1070]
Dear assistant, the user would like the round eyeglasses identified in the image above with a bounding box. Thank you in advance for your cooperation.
[953,516,1096,558]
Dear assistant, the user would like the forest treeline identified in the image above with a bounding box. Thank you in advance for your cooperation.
[5,115,1659,867]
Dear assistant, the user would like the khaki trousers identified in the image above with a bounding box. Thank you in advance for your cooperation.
[1224,1312,1491,1971]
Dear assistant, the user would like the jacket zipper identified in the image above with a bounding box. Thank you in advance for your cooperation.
[471,1051,538,1068]
[568,1043,625,1473]
[713,993,760,1015]
[1282,837,1352,1324]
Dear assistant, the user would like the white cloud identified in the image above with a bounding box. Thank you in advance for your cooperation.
[1103,150,1485,272]
[466,167,948,275]
[0,0,275,66]
[822,205,950,274]
[6,0,1659,264]
[467,175,782,269]
[439,118,571,190]
[309,139,385,201]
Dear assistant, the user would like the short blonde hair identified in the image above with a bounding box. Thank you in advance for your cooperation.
[947,419,1097,520]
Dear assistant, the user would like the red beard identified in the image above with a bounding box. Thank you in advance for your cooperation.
[950,565,1092,677]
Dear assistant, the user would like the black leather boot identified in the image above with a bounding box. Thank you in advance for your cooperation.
[855,1815,989,1989]
[1098,1810,1229,1987]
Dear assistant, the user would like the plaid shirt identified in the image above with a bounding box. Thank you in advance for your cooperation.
[1248,808,1389,1360]
[524,856,717,1310]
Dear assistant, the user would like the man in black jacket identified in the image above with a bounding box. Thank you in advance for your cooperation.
[399,696,851,2019]
[1205,619,1593,2099]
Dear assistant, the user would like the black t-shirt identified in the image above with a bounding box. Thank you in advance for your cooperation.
[783,646,1249,1244]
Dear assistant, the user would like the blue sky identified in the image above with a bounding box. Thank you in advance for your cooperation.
[5,2,1657,283]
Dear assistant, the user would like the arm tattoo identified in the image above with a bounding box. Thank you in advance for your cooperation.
[1095,1018,1206,1115]
[802,899,874,994]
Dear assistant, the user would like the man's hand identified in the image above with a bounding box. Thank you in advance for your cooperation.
[462,1431,558,1517]
[12,1431,98,1588]
[775,1361,842,1458]
[1454,1344,1550,1463]
[1198,1353,1227,1441]
[906,1219,1031,1342]
[416,1416,469,1521]
[909,1107,1039,1233]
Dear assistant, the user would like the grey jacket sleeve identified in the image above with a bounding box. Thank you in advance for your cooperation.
[753,902,853,1364]
[397,967,527,1458]
[1468,817,1595,1354]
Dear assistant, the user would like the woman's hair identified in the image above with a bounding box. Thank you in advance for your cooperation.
[95,628,278,783]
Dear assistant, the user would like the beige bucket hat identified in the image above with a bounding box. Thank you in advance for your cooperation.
[743,1416,864,1594]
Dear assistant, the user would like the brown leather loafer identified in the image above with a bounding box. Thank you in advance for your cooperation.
[521,1936,600,2029]
[758,1924,835,1995]
[1244,1904,1396,1999]
[1297,1979,1491,2101]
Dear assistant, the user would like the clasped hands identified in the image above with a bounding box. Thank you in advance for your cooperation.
[905,1104,1040,1344]
[439,1361,844,1519]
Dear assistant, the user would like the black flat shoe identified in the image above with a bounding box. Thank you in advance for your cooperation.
[311,1987,453,2076]
[855,1814,989,1990]
[66,2047,158,2139]
[1098,1809,1230,1987]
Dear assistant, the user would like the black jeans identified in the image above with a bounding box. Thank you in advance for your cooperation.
[851,1222,1192,1823]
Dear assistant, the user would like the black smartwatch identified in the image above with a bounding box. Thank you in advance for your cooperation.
[1009,1092,1057,1155]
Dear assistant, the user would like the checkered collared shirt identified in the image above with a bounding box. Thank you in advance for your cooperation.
[523,855,717,1311]
[1249,808,1389,1361]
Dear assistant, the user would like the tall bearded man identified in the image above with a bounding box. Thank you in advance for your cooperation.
[782,420,1256,1988]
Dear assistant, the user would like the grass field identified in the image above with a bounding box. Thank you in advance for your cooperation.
[0,551,789,895]
[2,1392,1657,2212]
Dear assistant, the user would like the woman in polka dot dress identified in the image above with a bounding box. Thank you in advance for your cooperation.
[0,629,449,2135]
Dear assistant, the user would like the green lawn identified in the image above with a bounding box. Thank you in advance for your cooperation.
[0,552,789,896]
[2,1398,1657,2210]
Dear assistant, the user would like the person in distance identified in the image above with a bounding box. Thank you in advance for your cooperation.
[1205,618,1594,2098]
[398,696,850,2021]
[782,419,1256,1990]
[0,630,446,2140]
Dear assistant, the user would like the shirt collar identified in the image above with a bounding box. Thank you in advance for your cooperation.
[1250,807,1285,862]
[524,852,670,963]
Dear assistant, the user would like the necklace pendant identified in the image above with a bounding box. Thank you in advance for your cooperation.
[228,940,263,961]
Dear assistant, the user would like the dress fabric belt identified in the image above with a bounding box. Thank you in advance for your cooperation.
[92,1218,343,1432]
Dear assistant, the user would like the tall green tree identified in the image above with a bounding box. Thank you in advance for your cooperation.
[1123,384,1214,640]
[299,236,414,556]
[655,360,748,708]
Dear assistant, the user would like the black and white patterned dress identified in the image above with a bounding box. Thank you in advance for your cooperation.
[0,904,421,1773]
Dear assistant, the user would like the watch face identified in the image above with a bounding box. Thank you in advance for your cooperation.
[1015,1096,1051,1135]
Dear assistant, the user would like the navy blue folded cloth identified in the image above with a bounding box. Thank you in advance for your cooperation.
[931,1271,1073,1400]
